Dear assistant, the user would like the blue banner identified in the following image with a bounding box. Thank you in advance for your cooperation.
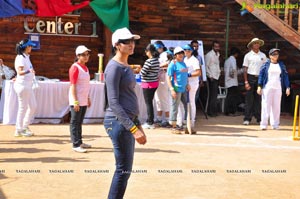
[0,0,34,18]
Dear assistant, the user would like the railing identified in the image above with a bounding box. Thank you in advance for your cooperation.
[260,0,300,32]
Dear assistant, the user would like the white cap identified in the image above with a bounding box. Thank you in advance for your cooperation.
[112,27,140,47]
[76,45,91,55]
[174,46,184,55]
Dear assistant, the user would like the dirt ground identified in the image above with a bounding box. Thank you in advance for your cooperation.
[1,113,300,199]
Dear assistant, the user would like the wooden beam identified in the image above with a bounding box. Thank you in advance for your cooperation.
[235,0,300,50]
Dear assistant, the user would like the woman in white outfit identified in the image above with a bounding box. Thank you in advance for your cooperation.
[153,41,171,127]
[257,48,290,130]
[183,44,201,134]
[14,39,37,137]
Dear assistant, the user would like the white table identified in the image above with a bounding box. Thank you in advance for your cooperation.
[0,80,147,124]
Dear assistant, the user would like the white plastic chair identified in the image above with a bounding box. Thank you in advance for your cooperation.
[217,86,228,113]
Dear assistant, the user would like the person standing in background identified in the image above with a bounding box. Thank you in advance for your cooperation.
[243,38,267,125]
[205,41,221,117]
[68,45,92,153]
[167,46,190,134]
[153,40,171,127]
[224,47,242,116]
[257,48,290,130]
[190,40,204,67]
[183,44,201,134]
[0,58,16,95]
[0,58,16,81]
[104,27,146,199]
[141,44,160,129]
[14,39,37,137]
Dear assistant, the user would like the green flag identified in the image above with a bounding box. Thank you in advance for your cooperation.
[90,0,129,32]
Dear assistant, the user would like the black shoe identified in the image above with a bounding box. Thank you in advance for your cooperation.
[176,125,184,131]
[161,121,172,128]
[208,113,217,117]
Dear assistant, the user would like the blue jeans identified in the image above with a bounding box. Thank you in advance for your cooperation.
[70,106,87,148]
[104,116,135,199]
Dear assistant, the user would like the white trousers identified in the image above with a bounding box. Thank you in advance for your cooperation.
[14,82,37,130]
[260,87,282,129]
[177,83,199,127]
[154,72,170,115]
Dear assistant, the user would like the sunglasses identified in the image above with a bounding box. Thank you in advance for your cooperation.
[118,39,135,45]
[270,53,279,56]
[175,51,184,55]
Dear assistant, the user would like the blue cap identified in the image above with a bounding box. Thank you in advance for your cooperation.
[166,50,173,56]
[21,40,36,48]
[182,44,193,51]
[154,43,164,50]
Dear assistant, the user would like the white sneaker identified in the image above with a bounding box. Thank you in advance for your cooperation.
[243,120,250,125]
[142,123,155,129]
[72,147,87,153]
[80,143,92,148]
[14,130,32,137]
[272,126,279,130]
[24,127,34,136]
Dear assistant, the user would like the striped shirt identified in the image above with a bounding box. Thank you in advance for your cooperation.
[141,57,160,83]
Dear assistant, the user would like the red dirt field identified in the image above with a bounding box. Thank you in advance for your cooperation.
[1,114,300,199]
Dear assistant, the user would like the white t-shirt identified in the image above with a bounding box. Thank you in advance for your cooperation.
[266,63,281,89]
[159,51,168,64]
[243,50,267,76]
[205,49,220,80]
[224,55,238,88]
[14,53,34,83]
[184,55,200,85]
[158,51,169,83]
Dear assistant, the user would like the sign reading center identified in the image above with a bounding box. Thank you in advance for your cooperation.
[24,17,97,37]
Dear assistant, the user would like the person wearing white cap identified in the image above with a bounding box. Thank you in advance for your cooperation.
[103,27,146,199]
[13,38,37,137]
[167,46,190,134]
[68,45,92,153]
[243,38,267,125]
[257,48,290,130]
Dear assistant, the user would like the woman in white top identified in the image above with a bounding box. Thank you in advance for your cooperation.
[257,48,290,130]
[183,44,201,134]
[14,39,37,137]
[68,45,91,153]
[153,40,171,127]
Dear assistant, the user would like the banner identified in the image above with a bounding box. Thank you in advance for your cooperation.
[35,0,90,17]
[90,0,129,32]
[0,0,34,18]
